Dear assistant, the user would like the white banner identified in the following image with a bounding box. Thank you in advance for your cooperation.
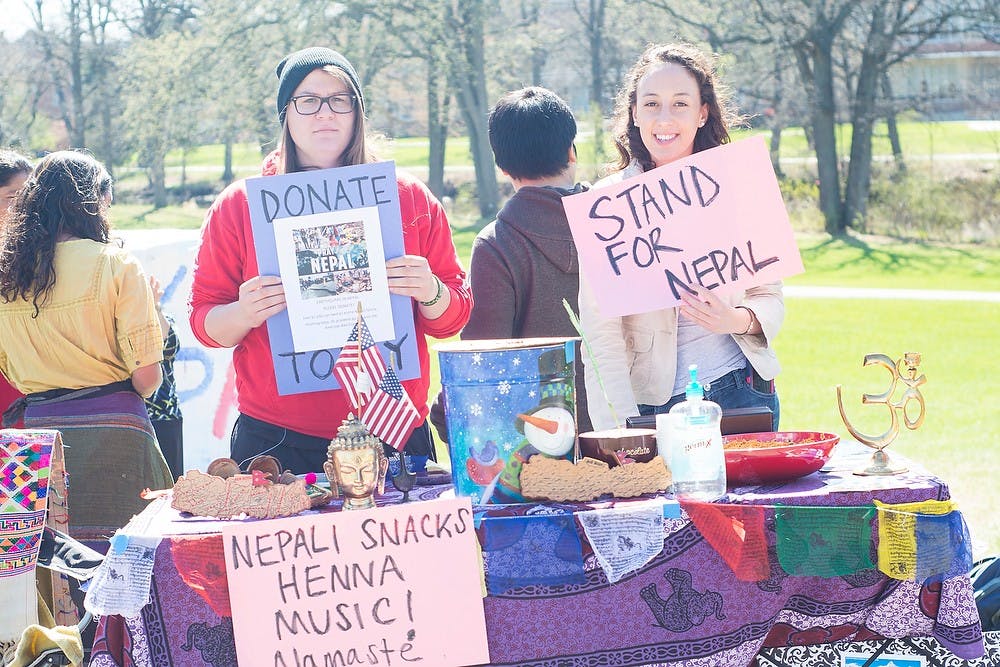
[123,229,234,473]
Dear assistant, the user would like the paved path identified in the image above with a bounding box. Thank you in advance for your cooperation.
[785,286,1000,302]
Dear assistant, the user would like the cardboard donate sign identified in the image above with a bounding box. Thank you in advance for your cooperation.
[562,136,804,318]
[223,497,488,667]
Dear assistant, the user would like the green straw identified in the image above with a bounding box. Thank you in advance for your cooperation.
[562,298,620,428]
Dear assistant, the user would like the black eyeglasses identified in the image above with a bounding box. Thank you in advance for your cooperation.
[288,93,356,115]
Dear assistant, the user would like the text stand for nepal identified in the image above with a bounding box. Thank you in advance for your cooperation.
[246,160,418,396]
[562,136,804,318]
[222,496,489,667]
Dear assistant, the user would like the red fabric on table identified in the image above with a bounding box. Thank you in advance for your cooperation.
[169,535,231,617]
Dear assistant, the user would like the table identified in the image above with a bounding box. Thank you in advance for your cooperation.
[88,444,985,667]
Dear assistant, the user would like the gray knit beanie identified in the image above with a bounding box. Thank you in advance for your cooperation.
[275,47,364,123]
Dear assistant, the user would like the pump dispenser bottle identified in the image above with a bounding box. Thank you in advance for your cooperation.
[659,365,726,501]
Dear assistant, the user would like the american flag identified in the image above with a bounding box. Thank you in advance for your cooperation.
[361,362,420,452]
[333,316,386,410]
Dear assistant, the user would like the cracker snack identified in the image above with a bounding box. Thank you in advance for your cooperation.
[520,455,671,502]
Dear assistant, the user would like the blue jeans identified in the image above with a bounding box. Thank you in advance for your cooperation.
[638,365,780,431]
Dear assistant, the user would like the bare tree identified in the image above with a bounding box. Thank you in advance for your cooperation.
[29,0,89,148]
[343,0,454,199]
[839,0,969,227]
[110,0,197,38]
[572,0,611,110]
[755,0,858,235]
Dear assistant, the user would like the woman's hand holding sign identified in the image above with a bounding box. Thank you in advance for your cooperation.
[679,284,758,336]
[386,255,450,320]
[239,275,288,327]
[205,275,287,348]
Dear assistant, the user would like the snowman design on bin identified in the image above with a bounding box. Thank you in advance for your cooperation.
[490,349,577,503]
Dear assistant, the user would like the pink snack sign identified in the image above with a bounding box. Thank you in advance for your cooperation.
[562,136,804,317]
[222,496,488,667]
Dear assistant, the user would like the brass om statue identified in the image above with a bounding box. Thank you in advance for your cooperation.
[836,352,926,475]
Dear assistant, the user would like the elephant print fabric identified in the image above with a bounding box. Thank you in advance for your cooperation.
[641,568,726,632]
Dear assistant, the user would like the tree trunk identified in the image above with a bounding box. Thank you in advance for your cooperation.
[769,126,783,178]
[882,73,905,174]
[449,1,498,220]
[426,57,448,199]
[531,47,547,86]
[100,103,115,177]
[68,0,86,148]
[588,0,605,109]
[456,84,498,220]
[769,60,784,178]
[806,42,844,235]
[223,137,234,184]
[844,7,889,230]
[151,154,167,209]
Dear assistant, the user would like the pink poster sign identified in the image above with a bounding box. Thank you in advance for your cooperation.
[562,136,804,318]
[222,496,488,667]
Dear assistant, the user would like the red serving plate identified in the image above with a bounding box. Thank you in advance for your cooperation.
[724,431,839,485]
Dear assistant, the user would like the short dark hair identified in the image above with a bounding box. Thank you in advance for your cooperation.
[0,149,32,187]
[488,87,576,180]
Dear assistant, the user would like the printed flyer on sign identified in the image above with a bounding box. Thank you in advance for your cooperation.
[273,207,394,352]
[246,160,420,395]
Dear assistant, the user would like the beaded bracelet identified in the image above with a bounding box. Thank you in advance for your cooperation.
[735,305,756,335]
[419,275,444,307]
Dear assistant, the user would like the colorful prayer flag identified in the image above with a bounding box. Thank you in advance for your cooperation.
[683,501,769,581]
[360,361,420,452]
[875,498,954,581]
[333,315,387,410]
[915,510,972,584]
[775,505,874,577]
[578,503,664,583]
[479,514,586,594]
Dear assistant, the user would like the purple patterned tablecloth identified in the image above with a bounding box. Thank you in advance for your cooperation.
[89,445,984,667]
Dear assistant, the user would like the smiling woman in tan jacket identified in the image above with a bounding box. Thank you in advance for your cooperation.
[580,44,784,432]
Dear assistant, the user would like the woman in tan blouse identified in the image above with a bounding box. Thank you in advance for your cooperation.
[0,151,172,541]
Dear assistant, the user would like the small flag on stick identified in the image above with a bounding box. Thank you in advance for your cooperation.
[333,305,420,451]
[333,304,384,410]
[361,352,420,452]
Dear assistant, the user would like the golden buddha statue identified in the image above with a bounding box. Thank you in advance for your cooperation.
[324,414,388,510]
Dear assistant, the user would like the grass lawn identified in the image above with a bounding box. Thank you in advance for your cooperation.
[154,120,999,174]
[776,297,1000,560]
[111,202,208,230]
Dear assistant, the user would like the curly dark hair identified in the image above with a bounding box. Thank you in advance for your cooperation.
[608,43,740,174]
[0,150,113,316]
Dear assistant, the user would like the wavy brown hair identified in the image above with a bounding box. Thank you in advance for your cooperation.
[608,43,740,174]
[0,151,113,316]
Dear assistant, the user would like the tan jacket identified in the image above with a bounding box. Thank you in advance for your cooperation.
[579,164,784,431]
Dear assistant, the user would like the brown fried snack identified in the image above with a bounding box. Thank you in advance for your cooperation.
[520,455,671,502]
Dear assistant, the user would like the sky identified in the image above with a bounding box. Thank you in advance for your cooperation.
[1,1,38,40]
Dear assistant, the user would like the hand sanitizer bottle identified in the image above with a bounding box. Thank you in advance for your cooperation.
[660,365,726,501]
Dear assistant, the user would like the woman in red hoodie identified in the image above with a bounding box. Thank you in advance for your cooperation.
[189,47,472,475]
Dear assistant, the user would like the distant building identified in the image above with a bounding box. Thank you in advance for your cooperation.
[890,39,1000,120]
